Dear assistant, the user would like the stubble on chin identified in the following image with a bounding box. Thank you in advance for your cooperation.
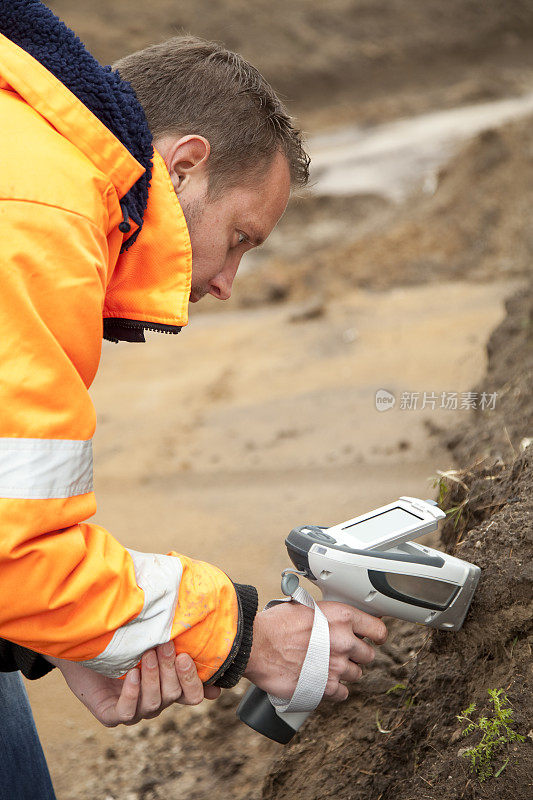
[189,288,208,303]
[180,194,209,305]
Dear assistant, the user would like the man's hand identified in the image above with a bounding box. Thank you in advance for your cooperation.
[244,601,387,702]
[45,644,220,727]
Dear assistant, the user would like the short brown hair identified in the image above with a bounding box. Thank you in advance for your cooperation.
[113,36,310,194]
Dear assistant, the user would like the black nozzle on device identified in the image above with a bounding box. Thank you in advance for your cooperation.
[236,686,296,744]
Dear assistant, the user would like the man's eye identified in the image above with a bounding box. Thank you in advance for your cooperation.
[237,232,248,246]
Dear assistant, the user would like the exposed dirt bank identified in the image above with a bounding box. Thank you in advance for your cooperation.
[231,116,533,310]
[49,1,533,126]
[445,289,533,466]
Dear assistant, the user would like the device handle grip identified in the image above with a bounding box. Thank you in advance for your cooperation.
[236,575,330,742]
[236,686,309,743]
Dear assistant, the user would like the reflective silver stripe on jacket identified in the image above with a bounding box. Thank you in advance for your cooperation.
[80,548,182,677]
[0,437,93,499]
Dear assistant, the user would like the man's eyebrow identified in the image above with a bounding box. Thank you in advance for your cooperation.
[245,226,265,246]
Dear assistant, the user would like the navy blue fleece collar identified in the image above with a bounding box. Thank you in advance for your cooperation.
[0,0,153,252]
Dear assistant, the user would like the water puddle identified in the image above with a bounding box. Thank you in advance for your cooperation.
[309,92,533,200]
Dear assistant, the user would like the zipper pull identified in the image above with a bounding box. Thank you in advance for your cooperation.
[118,203,131,233]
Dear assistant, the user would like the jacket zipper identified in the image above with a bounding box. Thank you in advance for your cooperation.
[103,318,182,343]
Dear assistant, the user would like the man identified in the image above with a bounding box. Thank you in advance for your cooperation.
[0,2,387,797]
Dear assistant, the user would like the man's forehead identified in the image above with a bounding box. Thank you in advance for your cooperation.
[240,153,291,235]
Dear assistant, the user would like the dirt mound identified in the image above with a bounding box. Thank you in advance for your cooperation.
[234,117,533,308]
[261,285,533,800]
[49,1,533,123]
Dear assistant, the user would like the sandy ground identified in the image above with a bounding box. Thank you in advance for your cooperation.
[25,278,519,795]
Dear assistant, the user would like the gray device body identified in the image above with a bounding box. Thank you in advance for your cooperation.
[237,497,481,743]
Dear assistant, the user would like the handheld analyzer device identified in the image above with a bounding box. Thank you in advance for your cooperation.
[237,496,480,743]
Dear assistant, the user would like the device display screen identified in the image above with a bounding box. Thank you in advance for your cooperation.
[342,507,423,543]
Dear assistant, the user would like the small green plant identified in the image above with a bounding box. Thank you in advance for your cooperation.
[432,474,450,507]
[457,689,525,781]
[446,503,467,529]
[430,471,468,529]
[386,683,407,695]
[386,683,414,708]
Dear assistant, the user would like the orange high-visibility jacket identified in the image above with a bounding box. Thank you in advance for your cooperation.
[0,28,255,684]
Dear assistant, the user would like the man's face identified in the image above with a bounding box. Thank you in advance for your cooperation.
[156,136,291,303]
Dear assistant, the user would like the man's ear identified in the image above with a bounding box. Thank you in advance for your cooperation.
[160,135,211,195]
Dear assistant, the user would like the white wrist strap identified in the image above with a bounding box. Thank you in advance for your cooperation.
[265,579,330,714]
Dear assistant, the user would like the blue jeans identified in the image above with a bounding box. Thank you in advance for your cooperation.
[0,671,56,800]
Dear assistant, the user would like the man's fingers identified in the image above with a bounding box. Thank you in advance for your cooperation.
[115,668,141,725]
[332,684,350,702]
[140,650,162,716]
[320,602,388,647]
[175,653,204,706]
[347,636,376,665]
[351,610,388,645]
[204,685,222,700]
[156,642,183,705]
[340,661,363,683]
[324,679,349,703]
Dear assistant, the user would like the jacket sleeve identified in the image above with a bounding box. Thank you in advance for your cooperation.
[0,640,55,680]
[0,198,256,683]
[0,581,258,685]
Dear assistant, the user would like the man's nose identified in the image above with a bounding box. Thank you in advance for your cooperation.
[208,259,240,300]
[208,279,232,300]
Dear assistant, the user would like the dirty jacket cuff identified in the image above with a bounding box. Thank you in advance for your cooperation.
[210,583,258,689]
[0,640,56,681]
